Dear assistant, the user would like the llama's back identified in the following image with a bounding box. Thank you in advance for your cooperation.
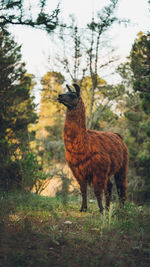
[87,130,129,177]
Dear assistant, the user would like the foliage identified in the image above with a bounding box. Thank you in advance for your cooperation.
[20,151,48,191]
[0,29,40,190]
[36,71,65,164]
[0,192,150,266]
[125,107,150,201]
[118,32,150,202]
[79,76,124,129]
[0,0,60,33]
[128,33,150,201]
[130,32,150,114]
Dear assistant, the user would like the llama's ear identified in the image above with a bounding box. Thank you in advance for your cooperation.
[73,84,80,96]
[66,84,72,92]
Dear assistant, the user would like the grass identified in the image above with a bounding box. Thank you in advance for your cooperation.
[0,191,150,267]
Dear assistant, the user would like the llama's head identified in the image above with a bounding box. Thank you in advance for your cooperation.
[57,84,80,110]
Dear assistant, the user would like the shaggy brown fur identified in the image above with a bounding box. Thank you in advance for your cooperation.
[58,84,129,213]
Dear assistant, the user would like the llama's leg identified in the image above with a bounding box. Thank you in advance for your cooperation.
[93,176,104,213]
[114,168,127,204]
[79,181,87,212]
[105,180,113,210]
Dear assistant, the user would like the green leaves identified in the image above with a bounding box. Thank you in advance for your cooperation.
[130,33,150,114]
[0,0,60,33]
[87,0,119,33]
[117,32,150,202]
[0,30,38,190]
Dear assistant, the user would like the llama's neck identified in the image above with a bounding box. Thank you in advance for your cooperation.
[64,97,86,140]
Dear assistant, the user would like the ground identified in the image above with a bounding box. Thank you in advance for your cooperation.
[0,192,150,267]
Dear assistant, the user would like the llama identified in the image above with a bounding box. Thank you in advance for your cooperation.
[57,84,129,213]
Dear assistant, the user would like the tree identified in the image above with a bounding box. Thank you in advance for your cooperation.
[118,33,150,202]
[79,76,122,130]
[36,71,65,164]
[124,94,150,202]
[86,0,120,127]
[57,0,127,128]
[130,32,150,114]
[0,29,38,190]
[129,32,150,201]
[0,0,60,33]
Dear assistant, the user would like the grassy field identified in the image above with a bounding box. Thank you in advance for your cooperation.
[0,191,150,267]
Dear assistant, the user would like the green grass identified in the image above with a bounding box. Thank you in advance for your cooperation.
[0,191,150,267]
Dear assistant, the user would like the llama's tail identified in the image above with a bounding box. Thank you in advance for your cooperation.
[114,166,127,203]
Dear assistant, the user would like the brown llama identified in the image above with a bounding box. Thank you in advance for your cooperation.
[57,84,129,213]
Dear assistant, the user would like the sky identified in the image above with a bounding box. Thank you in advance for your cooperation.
[8,0,150,102]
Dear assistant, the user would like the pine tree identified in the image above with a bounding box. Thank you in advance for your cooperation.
[0,29,37,190]
[130,32,150,114]
[118,33,150,202]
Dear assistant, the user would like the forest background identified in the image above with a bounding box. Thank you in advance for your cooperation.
[0,1,150,266]
[1,0,150,202]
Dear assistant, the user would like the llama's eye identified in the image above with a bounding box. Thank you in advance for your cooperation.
[70,93,77,99]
